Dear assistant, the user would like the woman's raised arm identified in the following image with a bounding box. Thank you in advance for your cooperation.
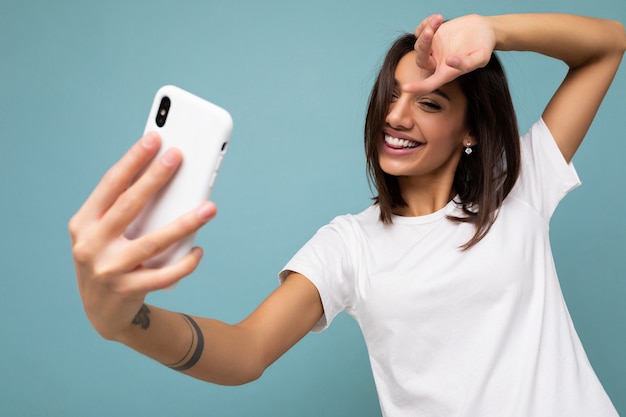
[490,14,625,162]
[410,13,625,162]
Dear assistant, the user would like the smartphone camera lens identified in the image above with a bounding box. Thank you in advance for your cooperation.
[156,96,171,127]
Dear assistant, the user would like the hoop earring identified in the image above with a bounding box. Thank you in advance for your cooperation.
[464,141,473,155]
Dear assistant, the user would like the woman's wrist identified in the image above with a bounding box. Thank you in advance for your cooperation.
[486,15,509,52]
[116,305,199,369]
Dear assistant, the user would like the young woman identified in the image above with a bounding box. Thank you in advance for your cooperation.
[69,13,625,416]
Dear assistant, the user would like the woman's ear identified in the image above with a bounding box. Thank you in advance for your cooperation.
[464,131,477,147]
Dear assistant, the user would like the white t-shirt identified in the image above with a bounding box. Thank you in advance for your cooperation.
[280,119,618,417]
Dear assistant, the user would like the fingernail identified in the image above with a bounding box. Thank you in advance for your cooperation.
[197,202,215,221]
[191,247,204,259]
[162,148,181,166]
[142,132,158,149]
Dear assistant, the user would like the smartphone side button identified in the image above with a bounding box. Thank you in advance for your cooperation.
[208,171,218,190]
[215,155,224,171]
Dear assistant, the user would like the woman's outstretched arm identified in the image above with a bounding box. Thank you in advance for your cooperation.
[69,132,323,385]
[114,272,322,385]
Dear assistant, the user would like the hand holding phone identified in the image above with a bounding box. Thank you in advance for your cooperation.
[124,85,233,268]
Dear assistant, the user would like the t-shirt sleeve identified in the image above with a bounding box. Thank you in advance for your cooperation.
[513,118,581,220]
[278,217,356,332]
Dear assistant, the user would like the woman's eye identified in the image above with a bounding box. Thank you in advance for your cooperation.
[419,100,441,111]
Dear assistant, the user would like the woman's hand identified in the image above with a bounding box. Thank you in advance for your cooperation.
[408,14,496,93]
[68,132,217,341]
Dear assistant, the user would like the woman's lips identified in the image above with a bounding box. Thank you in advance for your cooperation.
[384,134,420,149]
[382,132,424,155]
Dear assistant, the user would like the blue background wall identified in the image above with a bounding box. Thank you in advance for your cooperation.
[1,0,624,415]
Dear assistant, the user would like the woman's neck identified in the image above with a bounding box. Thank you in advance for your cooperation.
[394,175,456,217]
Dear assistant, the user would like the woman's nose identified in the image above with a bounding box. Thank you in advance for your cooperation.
[385,96,414,129]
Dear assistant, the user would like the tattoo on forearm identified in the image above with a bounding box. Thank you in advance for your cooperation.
[132,304,151,330]
[164,314,205,372]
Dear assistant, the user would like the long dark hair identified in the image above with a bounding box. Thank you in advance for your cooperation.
[364,34,521,249]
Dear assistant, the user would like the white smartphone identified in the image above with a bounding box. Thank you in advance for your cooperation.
[125,85,233,268]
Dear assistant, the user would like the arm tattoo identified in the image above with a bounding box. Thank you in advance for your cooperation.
[132,304,151,330]
[164,314,205,372]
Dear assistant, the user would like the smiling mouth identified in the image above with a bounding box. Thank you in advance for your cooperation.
[384,134,422,149]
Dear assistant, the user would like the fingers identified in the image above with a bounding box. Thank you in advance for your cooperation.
[403,65,462,95]
[75,201,215,301]
[71,132,162,233]
[116,202,217,271]
[403,49,491,94]
[100,147,183,236]
[413,14,443,41]
[124,247,205,293]
[447,48,492,73]
[414,14,443,70]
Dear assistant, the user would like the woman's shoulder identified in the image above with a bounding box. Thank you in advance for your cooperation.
[318,205,381,241]
[327,204,379,225]
[511,118,581,219]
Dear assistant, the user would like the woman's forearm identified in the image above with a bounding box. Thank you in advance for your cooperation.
[109,272,322,386]
[485,13,624,162]
[115,305,265,385]
[490,14,626,67]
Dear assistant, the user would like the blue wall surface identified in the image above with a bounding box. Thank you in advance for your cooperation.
[1,0,624,416]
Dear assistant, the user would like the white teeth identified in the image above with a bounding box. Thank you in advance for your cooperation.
[385,134,419,149]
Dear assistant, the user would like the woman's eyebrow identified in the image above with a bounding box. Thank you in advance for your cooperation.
[432,88,451,101]
[397,79,452,101]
